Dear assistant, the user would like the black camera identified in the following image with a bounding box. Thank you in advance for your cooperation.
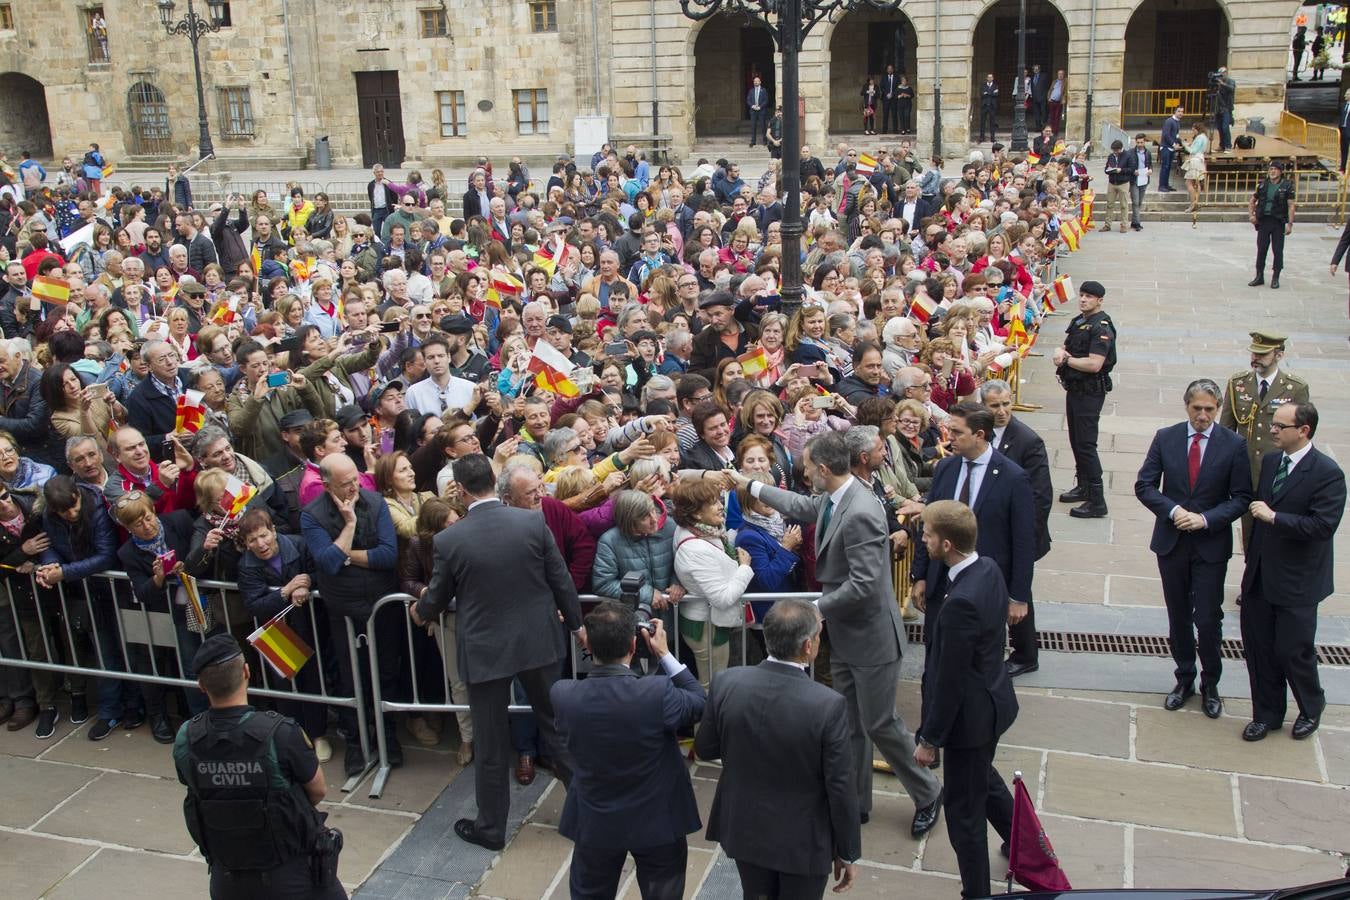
[619,571,656,635]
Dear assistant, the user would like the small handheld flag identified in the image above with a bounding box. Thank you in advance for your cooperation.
[855,153,877,177]
[220,474,257,518]
[178,572,212,634]
[174,389,206,434]
[32,276,71,305]
[737,346,770,379]
[527,339,580,398]
[908,294,937,323]
[210,295,240,325]
[247,606,314,680]
[485,270,523,309]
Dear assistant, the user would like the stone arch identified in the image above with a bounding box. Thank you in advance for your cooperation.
[825,7,920,134]
[127,80,172,155]
[969,0,1070,131]
[1122,0,1230,126]
[691,12,776,137]
[0,73,53,159]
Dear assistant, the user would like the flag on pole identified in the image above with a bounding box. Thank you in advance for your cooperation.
[290,258,314,283]
[986,351,1016,376]
[59,222,96,254]
[737,346,770,379]
[247,607,314,680]
[210,295,240,325]
[1060,218,1081,252]
[1017,330,1038,357]
[178,572,212,633]
[161,281,179,304]
[1079,190,1095,228]
[485,270,523,309]
[175,389,206,434]
[32,276,71,305]
[527,339,580,397]
[101,162,116,179]
[532,236,571,277]
[1008,772,1072,892]
[1026,150,1042,166]
[908,294,937,323]
[220,474,257,518]
[855,153,877,177]
[1007,303,1029,347]
[1048,275,1074,311]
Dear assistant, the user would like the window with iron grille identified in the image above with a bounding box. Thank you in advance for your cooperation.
[437,90,467,137]
[86,7,109,63]
[419,7,447,37]
[218,87,254,139]
[0,5,14,31]
[528,0,556,33]
[513,89,548,136]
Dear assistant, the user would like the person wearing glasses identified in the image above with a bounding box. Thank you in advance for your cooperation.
[381,193,424,246]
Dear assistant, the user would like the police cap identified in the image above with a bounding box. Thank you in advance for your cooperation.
[192,633,243,673]
[1080,280,1106,298]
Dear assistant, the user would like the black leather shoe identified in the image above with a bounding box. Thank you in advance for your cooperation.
[1242,721,1276,742]
[455,817,505,851]
[121,710,146,731]
[1058,484,1087,503]
[1201,686,1222,719]
[1247,276,1264,287]
[386,737,405,768]
[151,714,175,744]
[1270,275,1280,289]
[860,812,870,825]
[1000,841,1010,859]
[344,741,367,776]
[1292,714,1320,740]
[1163,683,1194,711]
[911,788,943,838]
[1006,660,1040,678]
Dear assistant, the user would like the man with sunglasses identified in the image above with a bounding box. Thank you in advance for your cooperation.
[380,193,422,246]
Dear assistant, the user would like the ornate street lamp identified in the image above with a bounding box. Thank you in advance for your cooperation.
[1009,0,1029,152]
[157,0,227,160]
[679,0,903,319]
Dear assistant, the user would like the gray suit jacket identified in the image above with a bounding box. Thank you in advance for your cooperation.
[418,499,583,684]
[757,480,904,666]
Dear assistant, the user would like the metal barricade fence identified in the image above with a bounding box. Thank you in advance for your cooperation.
[0,570,377,793]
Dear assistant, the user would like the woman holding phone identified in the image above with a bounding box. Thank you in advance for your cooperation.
[42,363,125,441]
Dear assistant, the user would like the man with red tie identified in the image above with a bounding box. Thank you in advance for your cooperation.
[1134,379,1251,719]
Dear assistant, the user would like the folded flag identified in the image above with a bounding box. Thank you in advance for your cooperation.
[247,607,314,680]
[175,389,206,434]
[738,346,770,379]
[528,338,580,397]
[855,153,877,177]
[220,473,257,518]
[32,275,71,305]
[178,572,212,634]
[908,293,937,323]
[1008,772,1072,892]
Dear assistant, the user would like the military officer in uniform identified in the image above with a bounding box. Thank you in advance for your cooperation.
[1220,330,1311,548]
[1052,280,1117,519]
[174,634,344,900]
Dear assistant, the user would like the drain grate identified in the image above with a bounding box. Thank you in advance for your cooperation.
[903,624,1350,667]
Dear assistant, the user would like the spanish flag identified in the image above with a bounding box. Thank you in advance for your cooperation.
[210,295,239,325]
[486,270,523,309]
[527,338,580,398]
[1079,189,1095,228]
[220,473,257,518]
[179,572,211,633]
[532,236,570,277]
[1007,303,1029,346]
[32,276,71,305]
[247,607,314,680]
[737,346,770,379]
[908,293,937,323]
[1048,275,1073,311]
[1060,218,1081,252]
[101,162,116,179]
[1026,150,1042,166]
[855,153,878,177]
[986,351,1016,377]
[175,389,206,434]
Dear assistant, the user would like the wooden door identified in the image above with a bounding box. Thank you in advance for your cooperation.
[355,71,406,168]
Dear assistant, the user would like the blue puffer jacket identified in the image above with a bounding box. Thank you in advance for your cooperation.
[591,518,677,606]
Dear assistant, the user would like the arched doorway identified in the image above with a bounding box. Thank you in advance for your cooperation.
[1122,0,1228,128]
[969,0,1069,135]
[0,73,53,158]
[127,81,171,155]
[693,13,775,138]
[828,8,919,134]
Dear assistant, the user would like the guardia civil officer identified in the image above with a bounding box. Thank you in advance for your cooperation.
[1053,280,1117,519]
[174,634,344,899]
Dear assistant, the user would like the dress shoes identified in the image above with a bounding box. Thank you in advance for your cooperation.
[860,812,870,825]
[1058,484,1087,503]
[1241,721,1278,742]
[1247,276,1264,287]
[911,788,943,838]
[8,705,37,732]
[1270,275,1280,289]
[515,754,536,786]
[1006,659,1039,678]
[1292,714,1320,740]
[1201,686,1223,719]
[1163,683,1194,711]
[454,818,505,851]
[150,714,176,744]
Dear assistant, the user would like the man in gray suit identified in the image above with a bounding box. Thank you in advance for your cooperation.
[696,599,860,899]
[727,431,943,837]
[412,453,586,851]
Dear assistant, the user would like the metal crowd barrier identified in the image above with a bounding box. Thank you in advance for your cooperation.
[0,570,377,793]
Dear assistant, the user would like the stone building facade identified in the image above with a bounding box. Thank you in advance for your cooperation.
[0,0,1305,169]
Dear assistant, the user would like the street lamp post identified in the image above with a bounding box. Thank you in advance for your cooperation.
[1010,0,1029,152]
[157,0,227,161]
[678,0,902,320]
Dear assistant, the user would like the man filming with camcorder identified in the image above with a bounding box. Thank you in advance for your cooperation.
[1209,66,1236,152]
[550,598,706,899]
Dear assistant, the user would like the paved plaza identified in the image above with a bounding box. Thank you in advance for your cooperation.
[1,219,1349,898]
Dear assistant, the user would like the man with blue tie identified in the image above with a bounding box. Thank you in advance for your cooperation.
[1239,401,1346,743]
[1338,88,1350,174]
[1134,380,1251,719]
[746,76,768,148]
[1159,106,1184,192]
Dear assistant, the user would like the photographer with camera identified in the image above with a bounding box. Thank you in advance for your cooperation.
[1210,67,1236,152]
[550,601,705,900]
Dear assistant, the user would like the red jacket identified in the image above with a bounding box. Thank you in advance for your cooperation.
[117,461,197,517]
[542,496,597,592]
[22,248,66,281]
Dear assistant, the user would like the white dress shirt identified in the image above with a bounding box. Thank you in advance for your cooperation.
[952,446,994,507]
[405,373,476,415]
[946,551,981,585]
[1170,423,1215,524]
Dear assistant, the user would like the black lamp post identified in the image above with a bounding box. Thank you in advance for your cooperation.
[679,0,902,320]
[157,0,227,160]
[1009,0,1029,151]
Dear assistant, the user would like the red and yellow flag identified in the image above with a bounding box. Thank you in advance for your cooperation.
[486,270,523,309]
[855,153,877,177]
[175,389,206,434]
[1060,218,1081,252]
[527,339,580,398]
[210,295,240,325]
[32,276,71,305]
[737,346,770,379]
[908,294,937,323]
[247,609,314,680]
[220,473,257,518]
[1079,190,1095,228]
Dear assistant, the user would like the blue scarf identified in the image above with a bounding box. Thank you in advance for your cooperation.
[130,520,169,559]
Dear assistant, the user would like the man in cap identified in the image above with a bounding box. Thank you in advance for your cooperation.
[1052,280,1117,518]
[547,315,591,368]
[174,634,344,899]
[367,379,405,456]
[442,314,492,382]
[336,404,377,474]
[1247,162,1296,289]
[1220,331,1311,547]
[688,290,759,382]
[265,408,315,479]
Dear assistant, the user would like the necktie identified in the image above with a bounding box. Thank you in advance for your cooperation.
[1272,455,1290,495]
[958,459,977,506]
[1188,433,1203,487]
[1259,379,1269,401]
[816,497,834,553]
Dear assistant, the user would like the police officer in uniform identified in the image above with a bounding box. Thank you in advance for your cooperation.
[174,634,344,900]
[1246,162,1296,290]
[1219,330,1311,548]
[1052,280,1117,519]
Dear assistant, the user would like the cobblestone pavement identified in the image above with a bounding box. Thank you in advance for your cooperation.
[3,220,1350,898]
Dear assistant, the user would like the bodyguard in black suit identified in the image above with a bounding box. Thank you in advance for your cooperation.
[1239,402,1346,742]
[412,454,585,850]
[911,403,1038,675]
[696,599,860,899]
[982,380,1053,560]
[552,604,704,900]
[1134,380,1251,718]
[881,65,900,134]
[915,501,1018,900]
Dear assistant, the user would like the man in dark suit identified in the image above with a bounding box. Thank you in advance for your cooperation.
[1030,64,1049,130]
[910,402,1038,676]
[730,432,943,838]
[1338,89,1350,175]
[981,380,1052,561]
[461,169,490,221]
[412,453,585,850]
[1239,401,1346,742]
[881,64,900,135]
[746,76,768,147]
[915,501,1018,900]
[124,338,196,461]
[552,604,704,900]
[1134,379,1251,718]
[1159,106,1185,192]
[978,74,999,143]
[696,599,860,899]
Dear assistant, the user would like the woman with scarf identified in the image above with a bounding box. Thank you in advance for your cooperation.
[592,488,681,639]
[114,490,208,744]
[0,430,56,500]
[733,470,805,627]
[670,476,754,688]
[296,322,385,418]
[185,466,273,586]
